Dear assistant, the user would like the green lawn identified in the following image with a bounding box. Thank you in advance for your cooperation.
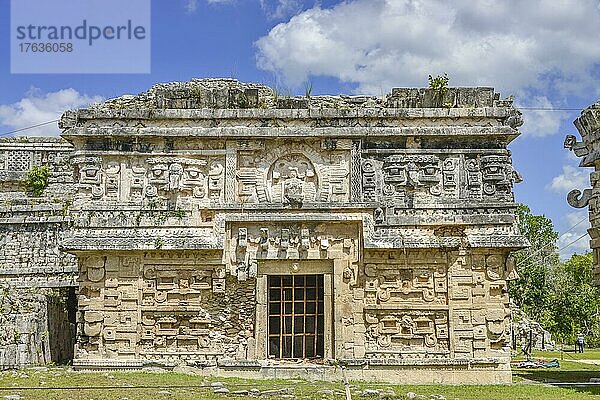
[511,348,600,395]
[2,350,600,400]
[1,367,600,400]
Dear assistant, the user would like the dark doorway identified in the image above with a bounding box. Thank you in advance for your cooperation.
[47,287,77,364]
[268,275,324,359]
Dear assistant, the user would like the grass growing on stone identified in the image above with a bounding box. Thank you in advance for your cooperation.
[1,368,600,400]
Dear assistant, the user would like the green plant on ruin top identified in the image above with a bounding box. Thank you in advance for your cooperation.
[304,81,313,100]
[428,73,449,92]
[428,73,451,107]
[23,165,50,196]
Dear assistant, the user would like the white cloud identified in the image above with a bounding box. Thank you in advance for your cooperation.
[547,165,589,195]
[518,96,570,137]
[256,0,600,98]
[0,88,103,137]
[184,0,198,13]
[260,0,302,20]
[558,211,591,259]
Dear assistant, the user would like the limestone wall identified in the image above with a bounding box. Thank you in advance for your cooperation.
[75,252,255,365]
[0,138,77,368]
[0,285,49,369]
[57,79,526,383]
[0,138,77,287]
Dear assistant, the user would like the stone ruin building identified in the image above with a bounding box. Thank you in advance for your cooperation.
[0,137,77,368]
[0,79,527,384]
[565,101,600,283]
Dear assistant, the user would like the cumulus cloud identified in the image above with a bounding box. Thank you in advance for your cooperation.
[256,0,600,98]
[547,165,589,195]
[0,88,103,137]
[558,211,591,259]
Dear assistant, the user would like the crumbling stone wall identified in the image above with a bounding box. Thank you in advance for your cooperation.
[0,138,77,287]
[75,252,255,366]
[0,285,49,368]
[0,138,77,368]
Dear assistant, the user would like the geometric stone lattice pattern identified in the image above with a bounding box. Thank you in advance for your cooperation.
[56,79,527,383]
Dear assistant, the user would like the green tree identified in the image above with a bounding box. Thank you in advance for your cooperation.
[550,253,600,346]
[509,205,559,325]
[510,204,600,347]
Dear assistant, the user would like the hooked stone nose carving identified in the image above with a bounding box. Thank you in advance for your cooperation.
[567,188,593,208]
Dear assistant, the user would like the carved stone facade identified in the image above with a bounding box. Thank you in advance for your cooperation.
[54,79,526,383]
[565,101,600,283]
[0,79,526,383]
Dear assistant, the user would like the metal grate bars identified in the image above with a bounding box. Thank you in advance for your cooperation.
[267,274,324,359]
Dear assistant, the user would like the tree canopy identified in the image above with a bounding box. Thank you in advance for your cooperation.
[510,205,600,346]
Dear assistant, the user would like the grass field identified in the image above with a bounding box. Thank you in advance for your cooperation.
[0,368,598,400]
[1,350,600,400]
[511,348,600,395]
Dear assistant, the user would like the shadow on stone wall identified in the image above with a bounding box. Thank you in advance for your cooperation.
[0,286,76,369]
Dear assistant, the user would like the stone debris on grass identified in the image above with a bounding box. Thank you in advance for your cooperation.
[142,366,167,373]
[205,385,298,397]
[260,388,294,396]
[27,366,48,372]
[362,388,380,396]
[173,365,202,375]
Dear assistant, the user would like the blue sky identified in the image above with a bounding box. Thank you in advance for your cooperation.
[1,0,599,258]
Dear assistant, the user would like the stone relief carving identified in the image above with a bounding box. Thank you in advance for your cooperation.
[363,264,448,306]
[383,154,441,193]
[365,310,449,353]
[268,153,317,206]
[567,188,593,208]
[234,144,350,205]
[563,103,600,284]
[360,152,520,206]
[72,156,225,203]
[77,253,250,360]
[228,223,359,280]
